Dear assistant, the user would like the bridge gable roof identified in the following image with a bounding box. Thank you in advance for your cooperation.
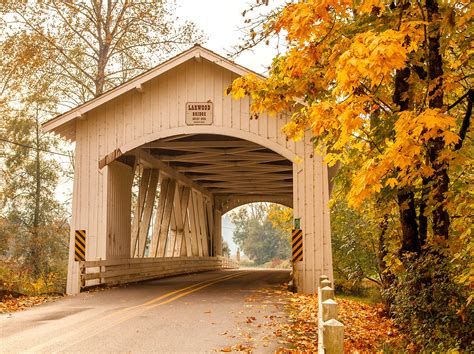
[42,45,262,140]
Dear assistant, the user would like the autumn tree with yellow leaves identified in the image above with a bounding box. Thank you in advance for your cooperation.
[0,0,203,294]
[230,0,472,350]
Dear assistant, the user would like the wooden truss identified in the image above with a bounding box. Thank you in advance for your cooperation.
[126,134,292,258]
[130,166,214,258]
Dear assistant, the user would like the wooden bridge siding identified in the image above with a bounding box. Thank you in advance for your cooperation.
[90,60,294,155]
[106,161,134,259]
[65,58,333,295]
[289,132,332,294]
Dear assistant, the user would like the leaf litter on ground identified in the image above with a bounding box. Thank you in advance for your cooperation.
[216,283,404,353]
[0,294,62,314]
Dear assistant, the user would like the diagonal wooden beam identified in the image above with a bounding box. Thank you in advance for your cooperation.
[178,186,192,257]
[137,169,159,257]
[188,191,200,256]
[155,179,177,257]
[131,168,151,257]
[131,148,212,199]
[150,177,170,257]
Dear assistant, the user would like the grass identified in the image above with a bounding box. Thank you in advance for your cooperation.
[336,285,383,305]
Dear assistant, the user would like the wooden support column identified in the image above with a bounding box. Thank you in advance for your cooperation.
[174,185,191,257]
[213,208,223,256]
[137,169,159,257]
[181,186,192,256]
[131,168,151,257]
[206,200,214,256]
[106,161,134,259]
[167,207,177,257]
[293,132,333,293]
[191,190,203,256]
[197,193,209,256]
[188,191,201,256]
[155,179,176,257]
[150,177,170,257]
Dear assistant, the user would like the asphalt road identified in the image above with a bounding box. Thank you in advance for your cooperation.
[0,269,291,353]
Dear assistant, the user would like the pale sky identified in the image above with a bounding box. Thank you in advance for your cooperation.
[176,0,283,74]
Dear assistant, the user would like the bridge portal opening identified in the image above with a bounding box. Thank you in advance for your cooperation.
[118,133,293,262]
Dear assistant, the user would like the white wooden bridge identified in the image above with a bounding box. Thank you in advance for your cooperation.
[43,45,335,295]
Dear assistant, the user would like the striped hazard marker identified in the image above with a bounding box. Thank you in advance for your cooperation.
[292,229,303,262]
[74,230,86,262]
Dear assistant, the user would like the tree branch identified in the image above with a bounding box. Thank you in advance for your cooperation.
[454,89,473,151]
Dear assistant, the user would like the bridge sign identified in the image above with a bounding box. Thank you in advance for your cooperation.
[186,102,213,125]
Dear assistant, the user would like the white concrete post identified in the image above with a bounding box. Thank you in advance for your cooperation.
[321,286,335,302]
[322,299,338,322]
[323,319,344,354]
[319,275,329,287]
[321,279,332,289]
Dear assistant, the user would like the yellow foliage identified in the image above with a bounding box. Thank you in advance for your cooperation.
[267,204,293,234]
[229,0,472,257]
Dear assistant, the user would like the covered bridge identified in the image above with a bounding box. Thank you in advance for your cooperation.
[43,45,334,295]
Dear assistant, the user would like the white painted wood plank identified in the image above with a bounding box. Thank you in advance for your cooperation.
[168,70,178,129]
[213,66,224,127]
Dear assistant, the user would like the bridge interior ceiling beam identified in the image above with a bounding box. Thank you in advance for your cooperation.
[137,134,293,202]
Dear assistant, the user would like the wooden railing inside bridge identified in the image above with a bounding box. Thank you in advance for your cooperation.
[79,256,239,288]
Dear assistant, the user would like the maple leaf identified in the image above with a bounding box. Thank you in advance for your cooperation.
[442,130,460,145]
[385,178,398,188]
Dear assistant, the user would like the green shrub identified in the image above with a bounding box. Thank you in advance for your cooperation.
[389,253,473,351]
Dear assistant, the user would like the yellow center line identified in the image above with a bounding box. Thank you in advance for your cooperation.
[111,271,250,327]
[29,271,248,353]
[141,271,244,307]
[73,271,245,327]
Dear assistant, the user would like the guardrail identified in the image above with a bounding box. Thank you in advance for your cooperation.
[79,256,223,288]
[318,275,344,353]
[220,256,240,269]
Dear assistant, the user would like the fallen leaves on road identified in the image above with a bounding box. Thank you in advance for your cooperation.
[0,294,62,314]
[219,343,254,352]
[277,292,318,352]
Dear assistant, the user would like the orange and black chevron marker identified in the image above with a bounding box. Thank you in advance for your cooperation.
[292,229,303,262]
[74,230,86,262]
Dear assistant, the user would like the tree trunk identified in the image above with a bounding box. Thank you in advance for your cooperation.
[393,67,421,254]
[32,111,41,278]
[426,0,450,239]
[398,191,421,254]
